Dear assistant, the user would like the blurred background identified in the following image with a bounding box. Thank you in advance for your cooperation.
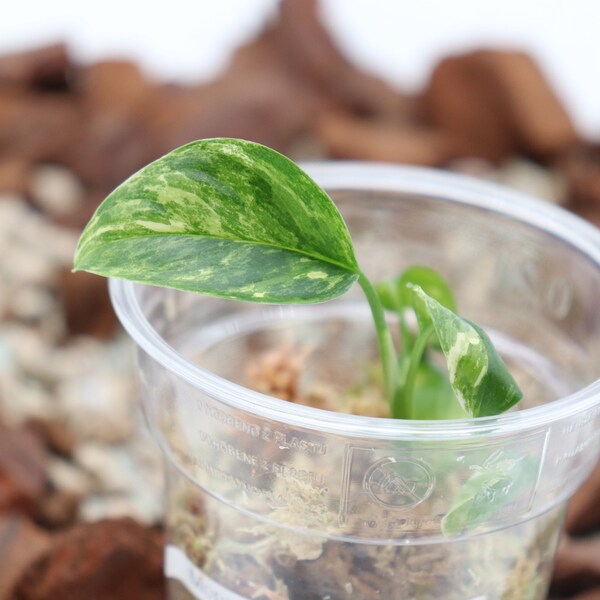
[1,1,599,598]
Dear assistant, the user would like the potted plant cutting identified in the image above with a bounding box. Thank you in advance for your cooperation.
[74,139,600,599]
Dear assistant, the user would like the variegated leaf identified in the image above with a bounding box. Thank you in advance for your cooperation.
[442,453,539,535]
[411,286,522,417]
[74,138,359,303]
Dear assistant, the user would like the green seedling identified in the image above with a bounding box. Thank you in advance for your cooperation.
[73,138,522,421]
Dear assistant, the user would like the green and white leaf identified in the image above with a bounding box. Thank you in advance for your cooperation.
[74,138,359,303]
[411,286,523,417]
[442,453,539,536]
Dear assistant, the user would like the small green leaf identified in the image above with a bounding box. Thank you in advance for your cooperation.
[377,266,456,354]
[411,286,523,417]
[442,452,538,536]
[74,138,359,303]
[377,266,457,315]
[410,361,468,420]
[375,279,403,312]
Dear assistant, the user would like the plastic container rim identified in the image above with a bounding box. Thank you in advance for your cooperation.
[109,162,600,440]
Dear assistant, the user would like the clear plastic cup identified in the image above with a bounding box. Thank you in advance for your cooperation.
[110,163,600,600]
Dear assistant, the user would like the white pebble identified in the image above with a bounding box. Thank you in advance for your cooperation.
[498,159,568,205]
[75,443,133,492]
[2,245,55,286]
[0,373,54,425]
[30,164,85,217]
[59,372,135,443]
[48,457,93,495]
[8,286,58,322]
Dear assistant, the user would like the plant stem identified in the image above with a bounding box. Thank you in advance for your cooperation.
[394,325,434,418]
[398,311,414,357]
[358,271,398,405]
